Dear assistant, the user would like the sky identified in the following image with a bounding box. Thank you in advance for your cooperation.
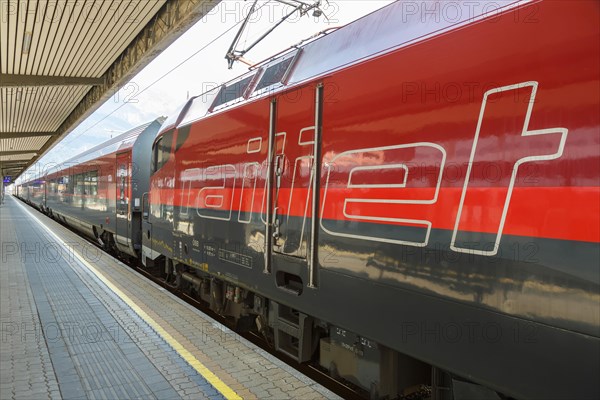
[19,0,393,182]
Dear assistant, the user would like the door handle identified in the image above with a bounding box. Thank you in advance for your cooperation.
[274,155,285,189]
[272,207,280,243]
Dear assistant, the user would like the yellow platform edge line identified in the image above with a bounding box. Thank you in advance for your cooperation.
[16,201,242,400]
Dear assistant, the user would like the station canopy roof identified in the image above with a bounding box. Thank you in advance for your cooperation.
[1,0,220,181]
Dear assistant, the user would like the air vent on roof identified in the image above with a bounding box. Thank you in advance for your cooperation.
[211,74,256,110]
[254,50,300,93]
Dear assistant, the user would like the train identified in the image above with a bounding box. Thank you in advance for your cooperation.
[16,1,599,399]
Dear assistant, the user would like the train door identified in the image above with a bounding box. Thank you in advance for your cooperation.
[115,152,130,246]
[267,84,323,289]
[143,129,176,265]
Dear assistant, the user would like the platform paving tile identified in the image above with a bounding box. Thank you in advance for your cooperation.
[77,262,342,399]
[1,202,58,400]
[3,196,341,399]
[1,198,221,400]
[75,279,220,399]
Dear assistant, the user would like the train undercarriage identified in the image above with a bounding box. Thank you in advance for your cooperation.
[145,253,506,400]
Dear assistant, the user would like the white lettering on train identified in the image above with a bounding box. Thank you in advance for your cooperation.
[179,82,568,256]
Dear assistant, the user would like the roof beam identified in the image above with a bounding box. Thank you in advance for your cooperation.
[0,164,28,175]
[0,74,105,87]
[0,162,29,168]
[0,150,37,156]
[15,0,221,181]
[0,132,56,139]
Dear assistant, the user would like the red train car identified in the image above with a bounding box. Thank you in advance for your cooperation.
[17,1,599,398]
[142,1,599,398]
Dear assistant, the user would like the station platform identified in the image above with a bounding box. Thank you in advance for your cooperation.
[0,196,339,400]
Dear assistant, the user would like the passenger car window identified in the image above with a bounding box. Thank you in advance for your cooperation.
[152,138,161,172]
[152,129,175,173]
[175,126,190,152]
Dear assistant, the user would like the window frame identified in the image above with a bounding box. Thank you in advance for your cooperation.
[152,129,175,173]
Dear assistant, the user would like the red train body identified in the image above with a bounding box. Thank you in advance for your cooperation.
[19,1,599,398]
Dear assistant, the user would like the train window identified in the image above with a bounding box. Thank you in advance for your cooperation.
[119,166,126,201]
[75,173,85,195]
[66,175,74,197]
[59,176,68,195]
[151,140,160,172]
[85,171,98,197]
[152,130,175,172]
[175,126,191,152]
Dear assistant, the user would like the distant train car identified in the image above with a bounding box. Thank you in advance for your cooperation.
[19,120,161,256]
[16,1,599,399]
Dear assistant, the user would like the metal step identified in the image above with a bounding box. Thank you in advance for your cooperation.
[270,302,313,363]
